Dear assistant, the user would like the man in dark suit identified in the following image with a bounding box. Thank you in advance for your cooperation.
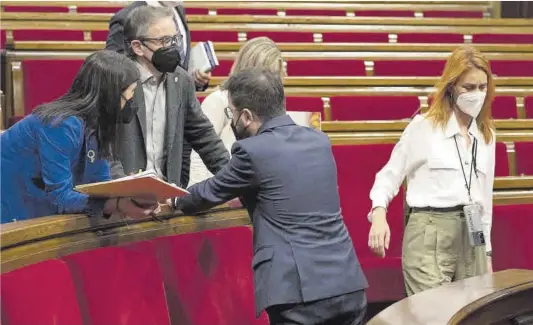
[172,68,368,325]
[111,6,229,188]
[106,1,211,186]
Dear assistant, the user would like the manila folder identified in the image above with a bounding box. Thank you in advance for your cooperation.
[74,175,189,200]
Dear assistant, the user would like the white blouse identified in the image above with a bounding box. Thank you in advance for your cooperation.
[369,114,496,252]
[189,89,235,186]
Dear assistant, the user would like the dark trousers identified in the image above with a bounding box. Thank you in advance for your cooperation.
[266,290,367,325]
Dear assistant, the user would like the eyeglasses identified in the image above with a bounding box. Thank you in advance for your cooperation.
[139,34,183,48]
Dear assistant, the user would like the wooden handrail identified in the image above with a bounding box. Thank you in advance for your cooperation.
[8,41,533,53]
[366,269,533,325]
[321,120,533,132]
[3,12,531,27]
[1,20,531,35]
[0,0,492,13]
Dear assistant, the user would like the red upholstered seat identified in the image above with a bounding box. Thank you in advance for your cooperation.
[191,31,238,42]
[330,96,419,120]
[354,10,414,17]
[472,34,533,44]
[13,29,84,41]
[526,96,533,119]
[397,33,464,43]
[495,142,510,177]
[285,96,324,115]
[491,60,533,77]
[217,8,278,15]
[373,60,446,76]
[423,10,483,18]
[492,204,533,271]
[1,29,7,48]
[332,144,405,302]
[491,96,518,119]
[285,9,346,16]
[213,59,233,77]
[183,7,210,15]
[515,142,533,176]
[1,259,83,325]
[247,31,314,43]
[154,227,268,325]
[288,60,366,76]
[91,30,109,41]
[197,96,206,103]
[2,5,69,12]
[322,32,389,43]
[77,6,123,13]
[62,241,171,325]
[23,59,83,114]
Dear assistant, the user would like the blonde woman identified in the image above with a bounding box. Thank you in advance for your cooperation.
[189,37,285,186]
[368,45,496,295]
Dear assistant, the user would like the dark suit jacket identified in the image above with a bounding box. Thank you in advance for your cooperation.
[178,115,368,316]
[110,67,229,187]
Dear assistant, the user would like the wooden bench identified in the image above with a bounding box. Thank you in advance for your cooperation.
[2,18,532,44]
[366,269,533,325]
[0,1,499,18]
[7,41,533,53]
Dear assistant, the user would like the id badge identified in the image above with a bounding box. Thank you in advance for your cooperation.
[463,204,485,247]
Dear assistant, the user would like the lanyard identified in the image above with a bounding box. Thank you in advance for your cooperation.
[453,135,478,202]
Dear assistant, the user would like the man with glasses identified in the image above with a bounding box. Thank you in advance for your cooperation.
[110,6,229,191]
[106,1,211,90]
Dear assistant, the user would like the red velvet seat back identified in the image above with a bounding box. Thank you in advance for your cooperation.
[213,59,233,77]
[491,60,533,77]
[373,60,446,76]
[397,33,463,43]
[285,96,324,115]
[62,241,171,325]
[23,59,83,114]
[288,59,366,76]
[1,259,83,325]
[515,142,533,176]
[322,32,389,43]
[491,96,518,119]
[492,204,533,271]
[217,8,277,15]
[330,96,419,120]
[154,227,268,325]
[423,10,483,18]
[332,144,405,301]
[472,34,533,44]
[495,142,510,177]
[247,31,314,43]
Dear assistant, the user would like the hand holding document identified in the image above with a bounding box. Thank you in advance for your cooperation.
[75,170,189,202]
[188,41,219,74]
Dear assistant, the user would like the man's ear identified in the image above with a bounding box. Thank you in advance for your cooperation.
[130,40,144,57]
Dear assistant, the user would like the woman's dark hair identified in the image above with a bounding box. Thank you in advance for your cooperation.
[33,50,140,159]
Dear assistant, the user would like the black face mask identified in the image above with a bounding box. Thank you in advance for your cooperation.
[150,45,181,73]
[231,111,251,141]
[120,96,138,124]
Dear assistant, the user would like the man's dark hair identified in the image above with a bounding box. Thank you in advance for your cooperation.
[33,50,140,159]
[223,68,286,120]
[123,6,175,57]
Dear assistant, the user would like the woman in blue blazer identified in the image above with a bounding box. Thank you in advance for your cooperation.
[1,50,159,223]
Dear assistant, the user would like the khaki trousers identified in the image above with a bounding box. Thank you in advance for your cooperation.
[402,211,488,296]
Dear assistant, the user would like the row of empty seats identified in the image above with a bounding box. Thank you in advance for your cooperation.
[0,1,497,18]
[3,25,533,44]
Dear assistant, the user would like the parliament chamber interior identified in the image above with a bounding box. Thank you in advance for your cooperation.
[0,1,532,324]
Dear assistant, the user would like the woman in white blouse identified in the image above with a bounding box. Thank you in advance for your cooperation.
[368,45,496,296]
[188,37,285,185]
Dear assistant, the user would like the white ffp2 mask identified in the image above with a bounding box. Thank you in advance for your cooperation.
[456,91,486,118]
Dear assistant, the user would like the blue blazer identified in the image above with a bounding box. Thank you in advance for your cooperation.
[178,115,368,316]
[1,114,111,223]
